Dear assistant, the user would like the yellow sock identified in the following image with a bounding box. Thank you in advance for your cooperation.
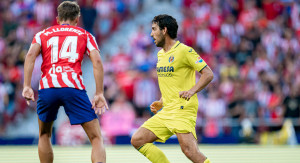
[138,143,170,163]
[204,158,211,163]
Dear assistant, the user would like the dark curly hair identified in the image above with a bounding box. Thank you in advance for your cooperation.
[152,14,178,39]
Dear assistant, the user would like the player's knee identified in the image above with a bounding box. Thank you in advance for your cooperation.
[88,131,102,142]
[130,135,137,147]
[131,134,142,149]
[39,129,52,138]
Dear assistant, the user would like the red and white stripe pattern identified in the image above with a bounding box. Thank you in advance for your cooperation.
[32,25,99,90]
[39,72,85,90]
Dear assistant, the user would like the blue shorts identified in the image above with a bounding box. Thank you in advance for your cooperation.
[37,88,97,125]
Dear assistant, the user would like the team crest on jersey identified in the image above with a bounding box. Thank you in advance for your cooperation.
[169,55,174,63]
[196,57,203,63]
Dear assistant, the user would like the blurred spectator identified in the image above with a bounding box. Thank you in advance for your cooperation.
[202,91,226,138]
[196,22,212,53]
[57,120,88,146]
[243,87,260,120]
[34,0,54,25]
[101,92,135,143]
[283,87,300,119]
[81,0,97,34]
[133,71,158,117]
[262,0,284,20]
[111,46,132,73]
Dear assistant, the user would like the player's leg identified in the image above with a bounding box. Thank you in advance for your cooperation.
[36,88,61,163]
[177,133,210,163]
[131,127,158,149]
[131,127,170,163]
[81,119,106,163]
[38,119,54,163]
[131,115,172,163]
[62,88,105,163]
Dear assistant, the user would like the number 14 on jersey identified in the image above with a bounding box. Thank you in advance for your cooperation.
[47,36,79,63]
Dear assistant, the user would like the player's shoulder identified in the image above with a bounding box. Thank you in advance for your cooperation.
[177,42,194,53]
[73,26,88,34]
[35,27,48,35]
[35,25,58,36]
[43,25,60,32]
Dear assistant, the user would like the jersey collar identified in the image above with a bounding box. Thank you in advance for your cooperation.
[172,41,181,49]
[162,41,181,54]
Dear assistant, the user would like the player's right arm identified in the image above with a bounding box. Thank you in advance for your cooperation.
[150,97,163,114]
[89,49,109,115]
[22,43,41,105]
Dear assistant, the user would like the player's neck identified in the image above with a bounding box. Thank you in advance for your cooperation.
[59,20,77,26]
[163,39,177,53]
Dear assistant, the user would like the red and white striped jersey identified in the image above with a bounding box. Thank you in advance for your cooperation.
[32,25,99,90]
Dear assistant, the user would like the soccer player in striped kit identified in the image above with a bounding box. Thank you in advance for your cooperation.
[22,1,108,163]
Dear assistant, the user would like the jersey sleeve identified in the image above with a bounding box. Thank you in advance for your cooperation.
[86,33,100,55]
[31,30,44,46]
[185,48,207,72]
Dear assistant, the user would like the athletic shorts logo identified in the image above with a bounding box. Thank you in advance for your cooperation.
[169,55,174,63]
[195,57,203,63]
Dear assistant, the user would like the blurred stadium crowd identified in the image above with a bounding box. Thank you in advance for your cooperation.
[0,0,300,144]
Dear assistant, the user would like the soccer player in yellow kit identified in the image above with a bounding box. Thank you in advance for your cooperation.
[131,14,213,163]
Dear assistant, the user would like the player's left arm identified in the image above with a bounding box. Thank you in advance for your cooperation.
[179,66,214,101]
[86,33,109,115]
[89,49,109,115]
[22,43,41,105]
[179,48,214,101]
[179,66,213,101]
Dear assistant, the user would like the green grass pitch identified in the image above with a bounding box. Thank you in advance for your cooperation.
[0,145,299,163]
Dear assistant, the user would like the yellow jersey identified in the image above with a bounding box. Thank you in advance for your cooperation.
[156,41,207,121]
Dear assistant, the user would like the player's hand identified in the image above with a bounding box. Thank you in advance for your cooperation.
[179,90,195,101]
[22,86,35,105]
[150,101,163,114]
[92,93,109,115]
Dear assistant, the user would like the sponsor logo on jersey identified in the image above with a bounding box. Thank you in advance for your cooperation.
[157,66,174,72]
[63,66,75,72]
[195,57,203,63]
[49,64,62,74]
[49,65,74,74]
[157,66,174,77]
[157,73,173,77]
